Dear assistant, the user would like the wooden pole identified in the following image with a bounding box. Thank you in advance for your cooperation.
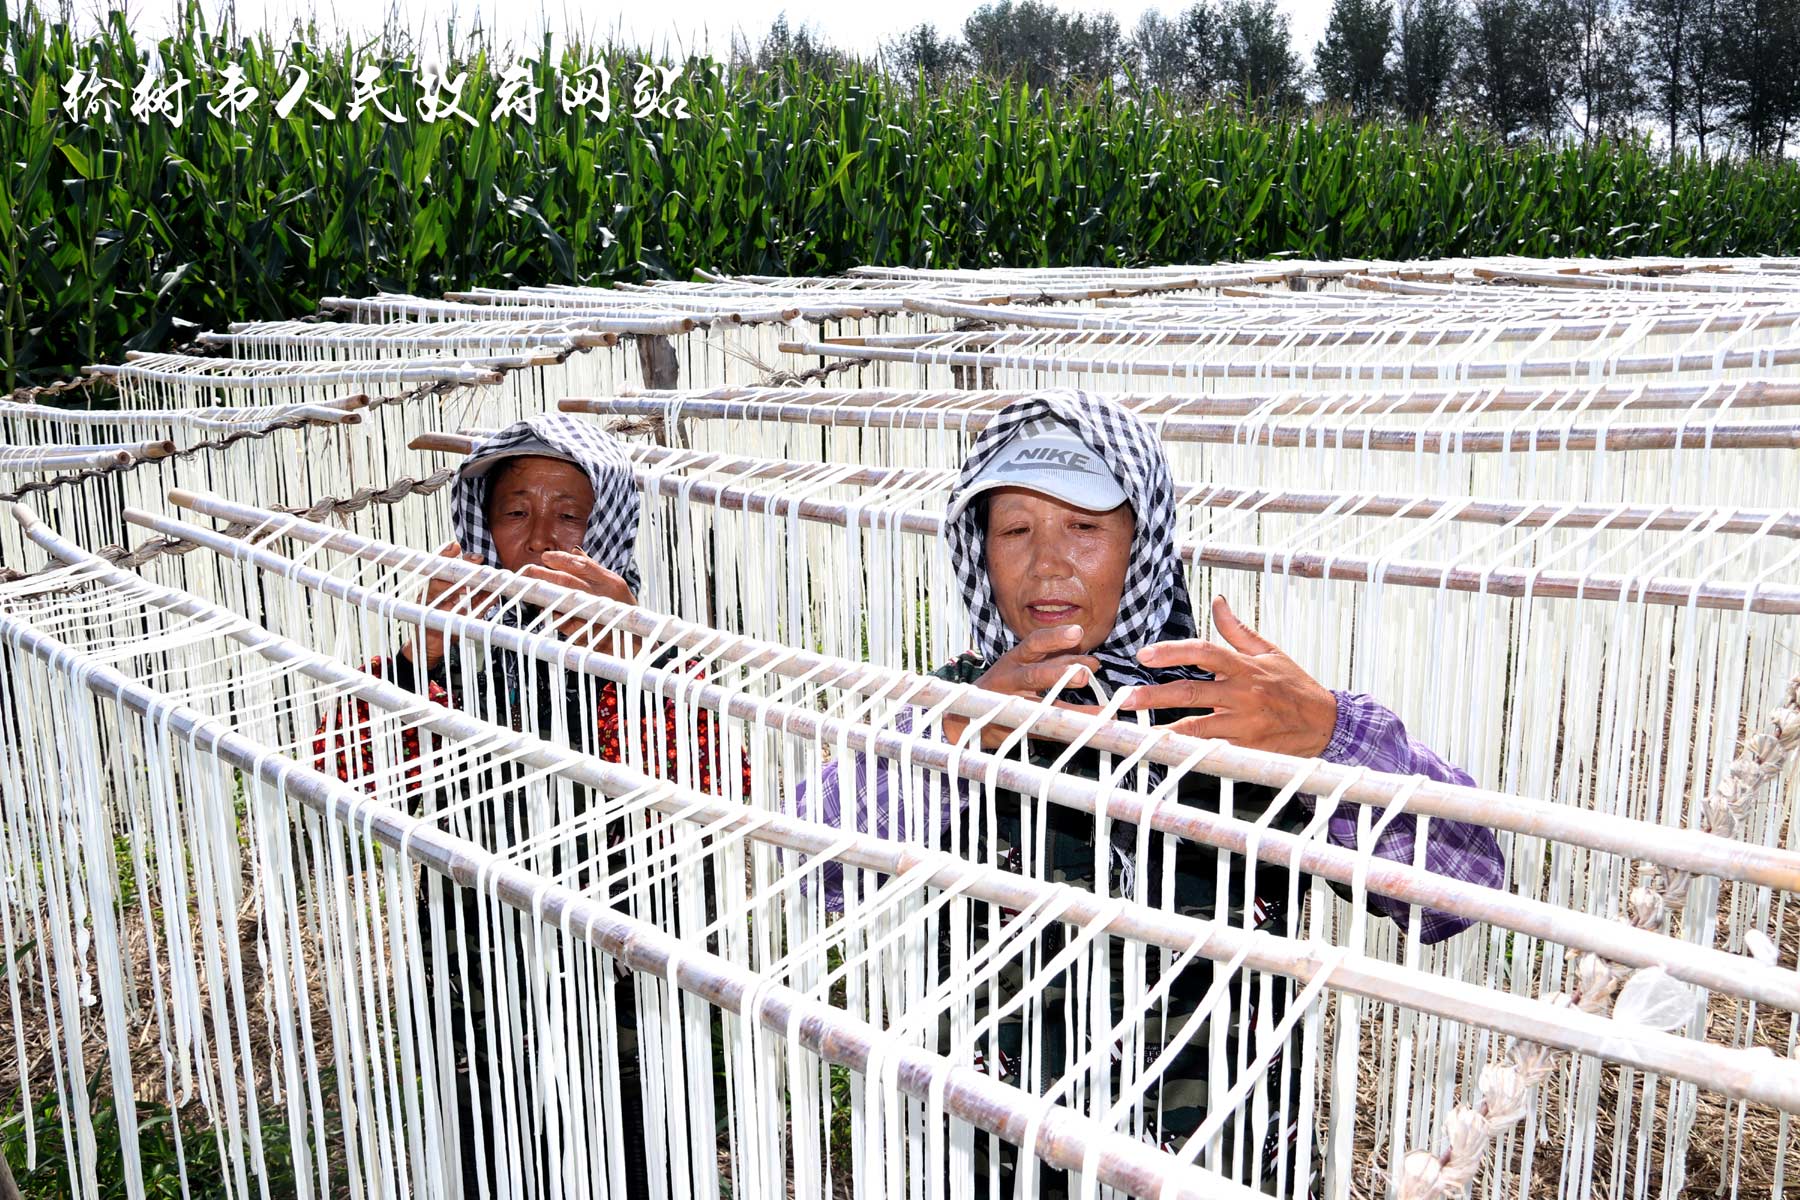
[889,296,1800,347]
[1473,266,1800,293]
[147,485,1800,889]
[86,360,506,389]
[199,324,620,353]
[634,334,681,391]
[319,296,705,333]
[550,417,1800,537]
[569,379,1800,421]
[775,336,1800,389]
[0,396,364,426]
[0,448,135,474]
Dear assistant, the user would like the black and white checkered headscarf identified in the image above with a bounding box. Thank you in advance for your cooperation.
[945,390,1202,694]
[449,414,642,593]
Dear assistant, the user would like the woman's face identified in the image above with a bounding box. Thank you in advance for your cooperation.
[984,486,1135,654]
[485,456,596,572]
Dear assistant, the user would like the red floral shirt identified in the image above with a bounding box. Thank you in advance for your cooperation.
[312,655,752,800]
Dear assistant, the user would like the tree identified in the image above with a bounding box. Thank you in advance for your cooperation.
[963,1,1057,88]
[1633,0,1698,151]
[1684,0,1726,156]
[1716,0,1800,158]
[1315,0,1395,117]
[1566,0,1644,142]
[755,13,837,73]
[962,1,1123,89]
[1217,0,1305,107]
[1131,3,1232,98]
[887,23,967,83]
[1129,9,1190,93]
[1063,10,1126,83]
[1175,1,1230,97]
[1460,0,1575,141]
[1393,0,1462,120]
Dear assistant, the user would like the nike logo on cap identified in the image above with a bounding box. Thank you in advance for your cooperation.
[995,447,1107,476]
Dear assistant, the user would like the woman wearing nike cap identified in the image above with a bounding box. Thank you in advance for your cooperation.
[799,390,1503,1195]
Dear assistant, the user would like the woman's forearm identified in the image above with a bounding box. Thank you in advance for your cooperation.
[1317,691,1506,943]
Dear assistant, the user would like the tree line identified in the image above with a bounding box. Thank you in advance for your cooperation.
[746,0,1800,160]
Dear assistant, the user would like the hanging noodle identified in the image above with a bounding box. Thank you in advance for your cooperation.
[2,258,1798,1200]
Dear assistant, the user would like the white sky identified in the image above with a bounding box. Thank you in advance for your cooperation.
[94,0,1338,61]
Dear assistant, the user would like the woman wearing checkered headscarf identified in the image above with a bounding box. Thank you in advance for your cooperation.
[801,390,1502,1193]
[317,414,703,781]
[450,413,644,594]
[943,388,1204,699]
[937,390,1501,927]
[315,414,742,1199]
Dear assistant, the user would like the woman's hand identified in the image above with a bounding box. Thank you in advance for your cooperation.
[1116,596,1338,757]
[402,541,503,668]
[519,549,637,653]
[943,624,1101,749]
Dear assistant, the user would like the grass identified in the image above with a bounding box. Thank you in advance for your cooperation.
[1,1092,311,1199]
[9,0,1800,388]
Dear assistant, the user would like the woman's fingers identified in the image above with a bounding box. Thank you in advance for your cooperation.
[966,635,1096,748]
[421,542,464,600]
[440,587,500,618]
[430,573,494,613]
[519,565,618,641]
[1114,677,1229,712]
[984,659,1093,697]
[1051,700,1106,717]
[1012,624,1085,662]
[519,564,593,597]
[1210,594,1278,655]
[1016,655,1101,692]
[541,551,637,603]
[1135,637,1241,674]
[978,629,1089,701]
[427,554,631,633]
[1163,713,1247,741]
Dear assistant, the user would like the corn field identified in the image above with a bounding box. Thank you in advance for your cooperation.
[8,0,1800,388]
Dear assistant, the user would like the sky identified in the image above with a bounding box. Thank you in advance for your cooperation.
[87,0,1340,62]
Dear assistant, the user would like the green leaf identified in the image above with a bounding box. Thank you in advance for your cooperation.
[57,140,94,179]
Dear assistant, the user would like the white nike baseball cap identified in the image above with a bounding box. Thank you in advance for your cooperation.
[948,416,1128,521]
